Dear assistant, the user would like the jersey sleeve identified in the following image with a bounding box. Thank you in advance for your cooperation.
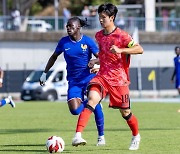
[122,31,135,48]
[87,36,99,55]
[55,38,64,54]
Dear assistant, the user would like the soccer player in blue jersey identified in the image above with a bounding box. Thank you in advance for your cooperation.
[39,17,105,146]
[0,67,15,108]
[171,46,180,96]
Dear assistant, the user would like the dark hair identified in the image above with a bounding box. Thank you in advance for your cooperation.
[175,46,180,51]
[69,16,89,27]
[98,3,118,21]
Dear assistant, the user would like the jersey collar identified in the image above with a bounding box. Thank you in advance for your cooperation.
[69,35,83,43]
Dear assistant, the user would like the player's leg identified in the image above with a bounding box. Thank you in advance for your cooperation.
[0,96,15,108]
[109,86,140,150]
[176,79,180,95]
[92,84,105,146]
[72,87,102,146]
[67,85,87,115]
[120,109,140,150]
[177,88,180,95]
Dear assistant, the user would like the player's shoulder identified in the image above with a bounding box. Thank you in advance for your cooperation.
[115,27,129,35]
[95,29,103,36]
[58,36,69,44]
[82,35,93,41]
[82,35,96,44]
[60,36,69,41]
[95,30,104,40]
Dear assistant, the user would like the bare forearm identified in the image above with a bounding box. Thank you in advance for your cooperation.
[93,58,100,64]
[0,69,4,87]
[0,70,4,79]
[44,54,58,73]
[171,70,176,80]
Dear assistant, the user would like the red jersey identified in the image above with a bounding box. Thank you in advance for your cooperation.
[95,27,133,86]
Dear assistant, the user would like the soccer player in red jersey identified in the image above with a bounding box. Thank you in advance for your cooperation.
[72,3,143,150]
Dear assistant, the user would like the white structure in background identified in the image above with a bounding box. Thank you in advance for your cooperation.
[145,0,156,32]
[132,27,143,96]
[54,0,59,31]
[27,20,52,32]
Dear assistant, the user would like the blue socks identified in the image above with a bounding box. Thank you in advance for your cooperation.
[94,103,104,136]
[0,99,6,107]
[70,100,88,115]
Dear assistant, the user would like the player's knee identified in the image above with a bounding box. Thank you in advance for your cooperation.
[70,108,81,115]
[86,104,95,112]
[120,108,131,118]
[122,112,132,121]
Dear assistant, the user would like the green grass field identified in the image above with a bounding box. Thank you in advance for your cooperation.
[0,101,180,154]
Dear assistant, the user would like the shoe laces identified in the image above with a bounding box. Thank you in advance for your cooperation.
[130,137,139,146]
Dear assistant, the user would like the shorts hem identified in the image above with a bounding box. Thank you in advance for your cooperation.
[109,105,130,109]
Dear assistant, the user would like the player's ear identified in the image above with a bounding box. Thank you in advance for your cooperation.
[77,25,81,31]
[110,15,115,22]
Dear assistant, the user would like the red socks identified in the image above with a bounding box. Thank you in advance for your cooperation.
[76,108,93,132]
[126,114,139,136]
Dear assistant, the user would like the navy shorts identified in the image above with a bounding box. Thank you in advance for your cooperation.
[176,78,180,88]
[67,74,95,101]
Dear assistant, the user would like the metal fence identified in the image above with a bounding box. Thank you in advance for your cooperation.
[0,15,180,32]
[0,66,175,94]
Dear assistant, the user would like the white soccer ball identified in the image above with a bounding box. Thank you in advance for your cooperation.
[46,136,65,153]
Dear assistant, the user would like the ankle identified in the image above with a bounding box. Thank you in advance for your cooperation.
[133,133,140,138]
[98,135,104,139]
[75,132,82,138]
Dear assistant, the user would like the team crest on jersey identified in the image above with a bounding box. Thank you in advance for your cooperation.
[81,44,87,51]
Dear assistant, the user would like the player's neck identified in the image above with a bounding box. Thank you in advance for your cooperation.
[103,25,116,35]
[70,33,82,42]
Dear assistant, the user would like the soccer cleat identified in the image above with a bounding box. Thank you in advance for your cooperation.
[8,96,15,108]
[129,134,141,150]
[96,136,105,146]
[72,137,87,147]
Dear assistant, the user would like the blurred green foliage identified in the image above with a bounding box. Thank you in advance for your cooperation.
[91,0,121,5]
[30,2,43,15]
[69,0,121,16]
[0,0,121,16]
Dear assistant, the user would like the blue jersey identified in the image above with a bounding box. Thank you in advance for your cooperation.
[174,56,180,79]
[55,35,98,82]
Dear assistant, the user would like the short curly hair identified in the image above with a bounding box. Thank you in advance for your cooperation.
[175,46,180,51]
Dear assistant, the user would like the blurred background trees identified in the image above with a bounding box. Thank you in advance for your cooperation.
[0,0,121,16]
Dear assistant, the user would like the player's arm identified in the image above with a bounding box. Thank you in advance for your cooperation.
[0,68,4,87]
[44,52,59,73]
[88,53,100,74]
[171,69,176,82]
[110,42,143,55]
[40,52,59,86]
[88,52,99,67]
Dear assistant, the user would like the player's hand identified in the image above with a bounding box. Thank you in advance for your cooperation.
[90,64,100,74]
[40,72,47,86]
[91,68,99,74]
[88,59,96,68]
[0,78,3,88]
[110,45,122,54]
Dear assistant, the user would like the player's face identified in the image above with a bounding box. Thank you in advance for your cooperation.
[66,20,79,36]
[98,12,114,28]
[176,48,180,55]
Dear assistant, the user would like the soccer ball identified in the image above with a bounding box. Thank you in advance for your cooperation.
[46,136,65,153]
